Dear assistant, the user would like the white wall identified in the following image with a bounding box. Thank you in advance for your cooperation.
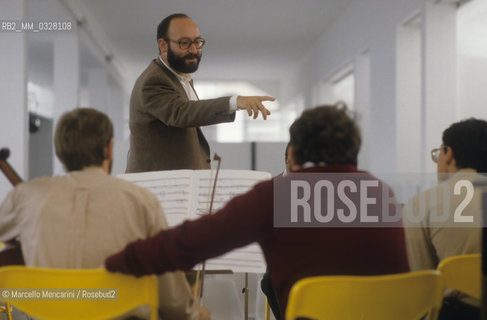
[280,0,463,175]
[255,142,288,176]
[108,75,130,175]
[0,0,129,200]
[208,142,287,176]
[0,0,28,199]
[281,0,423,173]
[457,56,487,120]
[396,16,422,173]
[422,1,457,173]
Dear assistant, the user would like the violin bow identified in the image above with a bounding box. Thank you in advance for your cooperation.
[196,153,221,305]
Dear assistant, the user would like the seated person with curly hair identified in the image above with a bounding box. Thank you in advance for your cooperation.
[106,103,409,319]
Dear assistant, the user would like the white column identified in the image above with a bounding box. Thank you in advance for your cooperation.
[107,78,124,141]
[368,32,397,174]
[53,29,79,174]
[355,51,371,170]
[0,0,28,200]
[396,17,422,173]
[107,77,129,174]
[422,0,457,172]
[88,67,107,113]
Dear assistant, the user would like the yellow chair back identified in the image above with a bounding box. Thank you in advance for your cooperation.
[285,270,443,320]
[0,302,12,320]
[437,253,481,299]
[0,266,158,320]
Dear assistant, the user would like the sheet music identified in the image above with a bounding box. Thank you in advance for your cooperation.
[194,170,271,273]
[117,170,194,226]
[204,243,266,273]
[193,169,272,217]
[118,169,271,273]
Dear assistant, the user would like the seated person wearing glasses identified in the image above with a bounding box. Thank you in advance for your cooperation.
[404,118,487,320]
[106,103,409,319]
[127,13,275,173]
[0,108,209,320]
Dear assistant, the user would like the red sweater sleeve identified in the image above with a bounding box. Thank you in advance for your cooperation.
[106,180,273,276]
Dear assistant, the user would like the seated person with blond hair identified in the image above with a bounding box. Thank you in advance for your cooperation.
[0,108,209,320]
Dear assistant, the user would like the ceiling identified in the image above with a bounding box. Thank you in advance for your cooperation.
[77,0,354,84]
[27,0,487,89]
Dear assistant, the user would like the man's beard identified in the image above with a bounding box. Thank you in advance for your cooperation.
[167,46,201,74]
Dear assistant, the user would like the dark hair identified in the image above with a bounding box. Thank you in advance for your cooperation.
[54,108,113,171]
[442,118,487,173]
[289,103,361,166]
[157,13,189,53]
[284,142,291,163]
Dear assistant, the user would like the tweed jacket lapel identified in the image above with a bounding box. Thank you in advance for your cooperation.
[153,58,190,100]
[152,58,210,160]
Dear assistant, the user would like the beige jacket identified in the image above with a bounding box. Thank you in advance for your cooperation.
[403,169,485,306]
[0,167,198,320]
[126,59,235,173]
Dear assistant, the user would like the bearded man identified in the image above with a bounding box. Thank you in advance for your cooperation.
[126,13,275,172]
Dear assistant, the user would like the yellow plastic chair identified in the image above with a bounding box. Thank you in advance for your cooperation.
[285,270,443,320]
[0,302,12,320]
[265,298,271,320]
[0,266,158,320]
[437,253,481,299]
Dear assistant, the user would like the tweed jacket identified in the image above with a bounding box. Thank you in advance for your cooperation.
[126,58,235,173]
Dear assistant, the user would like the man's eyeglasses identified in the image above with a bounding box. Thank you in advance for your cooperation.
[431,145,447,163]
[168,37,205,50]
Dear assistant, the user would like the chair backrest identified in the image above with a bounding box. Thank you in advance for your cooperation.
[0,266,158,320]
[285,270,443,320]
[437,253,481,299]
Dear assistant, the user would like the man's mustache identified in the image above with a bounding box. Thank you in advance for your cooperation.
[184,53,200,59]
